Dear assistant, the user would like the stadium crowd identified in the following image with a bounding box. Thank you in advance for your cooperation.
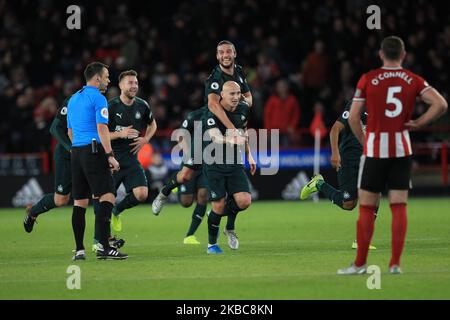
[0,0,449,156]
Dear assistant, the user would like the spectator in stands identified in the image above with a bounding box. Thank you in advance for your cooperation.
[0,0,448,158]
[302,39,330,111]
[264,79,301,148]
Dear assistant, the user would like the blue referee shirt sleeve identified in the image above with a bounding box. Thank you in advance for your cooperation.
[94,94,109,125]
[67,107,72,129]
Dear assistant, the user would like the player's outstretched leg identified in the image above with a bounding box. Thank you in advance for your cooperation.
[223,197,241,250]
[112,187,147,232]
[182,180,207,244]
[184,202,206,244]
[152,173,181,215]
[152,191,168,215]
[23,193,58,233]
[23,205,37,233]
[207,209,223,254]
[300,174,324,200]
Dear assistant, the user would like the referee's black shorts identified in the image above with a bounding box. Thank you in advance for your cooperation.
[71,145,115,200]
[358,155,412,193]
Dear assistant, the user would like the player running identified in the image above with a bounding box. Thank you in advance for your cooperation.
[92,70,156,250]
[23,99,72,232]
[153,40,253,248]
[205,40,253,128]
[154,106,209,244]
[203,81,256,254]
[337,36,447,275]
[300,100,377,250]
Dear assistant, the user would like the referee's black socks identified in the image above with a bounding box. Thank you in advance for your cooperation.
[96,201,113,249]
[72,206,86,251]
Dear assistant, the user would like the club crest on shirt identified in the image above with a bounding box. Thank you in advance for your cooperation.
[342,111,350,119]
[101,107,108,120]
[135,111,141,120]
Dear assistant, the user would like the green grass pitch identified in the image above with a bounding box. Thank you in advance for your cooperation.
[1,198,449,299]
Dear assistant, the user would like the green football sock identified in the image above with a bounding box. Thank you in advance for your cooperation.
[30,193,56,217]
[115,193,141,215]
[318,182,345,209]
[186,203,207,236]
[207,210,222,245]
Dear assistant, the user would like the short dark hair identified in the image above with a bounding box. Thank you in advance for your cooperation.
[84,62,108,81]
[118,70,138,82]
[381,36,405,60]
[217,40,235,51]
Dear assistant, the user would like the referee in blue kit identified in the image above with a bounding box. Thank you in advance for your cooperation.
[67,62,127,260]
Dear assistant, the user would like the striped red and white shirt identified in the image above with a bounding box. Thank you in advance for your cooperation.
[353,66,431,158]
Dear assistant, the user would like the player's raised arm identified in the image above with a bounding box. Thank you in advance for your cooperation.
[207,127,245,145]
[208,93,236,130]
[405,88,448,130]
[329,120,345,171]
[242,91,253,107]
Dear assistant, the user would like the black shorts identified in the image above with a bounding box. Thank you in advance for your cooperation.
[182,159,202,171]
[54,155,72,195]
[358,155,412,193]
[113,158,147,194]
[178,170,207,195]
[337,161,359,201]
[203,165,250,201]
[71,145,115,200]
